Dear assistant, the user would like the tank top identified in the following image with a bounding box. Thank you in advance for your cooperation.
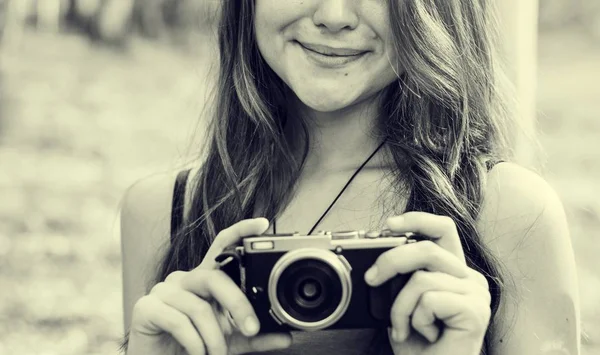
[169,159,505,354]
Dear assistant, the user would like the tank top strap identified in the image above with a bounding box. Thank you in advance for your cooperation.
[170,169,192,244]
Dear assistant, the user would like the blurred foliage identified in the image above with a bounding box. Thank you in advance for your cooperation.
[0,1,599,355]
[539,0,600,37]
[0,0,220,47]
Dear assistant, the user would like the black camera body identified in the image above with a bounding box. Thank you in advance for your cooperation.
[216,229,429,333]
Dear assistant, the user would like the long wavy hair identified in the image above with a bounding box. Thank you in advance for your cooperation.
[123,0,519,354]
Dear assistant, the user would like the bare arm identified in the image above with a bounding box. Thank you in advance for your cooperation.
[479,163,581,355]
[120,172,177,334]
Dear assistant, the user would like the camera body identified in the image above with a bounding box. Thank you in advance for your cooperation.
[216,229,429,333]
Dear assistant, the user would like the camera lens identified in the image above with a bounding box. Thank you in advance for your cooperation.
[277,259,343,323]
[268,248,352,330]
[300,279,320,300]
[292,275,326,309]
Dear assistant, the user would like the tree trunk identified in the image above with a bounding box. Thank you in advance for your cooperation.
[496,0,540,167]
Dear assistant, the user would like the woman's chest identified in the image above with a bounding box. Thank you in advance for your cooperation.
[267,170,406,235]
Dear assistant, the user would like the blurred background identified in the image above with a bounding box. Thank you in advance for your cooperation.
[0,0,598,354]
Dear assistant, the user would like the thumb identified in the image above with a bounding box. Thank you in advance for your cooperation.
[229,332,293,354]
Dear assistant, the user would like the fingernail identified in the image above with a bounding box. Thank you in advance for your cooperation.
[365,266,378,283]
[244,316,259,335]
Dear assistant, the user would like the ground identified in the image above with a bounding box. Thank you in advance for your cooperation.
[0,25,598,355]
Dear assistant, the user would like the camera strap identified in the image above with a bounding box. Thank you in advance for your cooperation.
[273,138,388,235]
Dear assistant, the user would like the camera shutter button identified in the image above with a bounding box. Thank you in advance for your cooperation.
[365,231,381,239]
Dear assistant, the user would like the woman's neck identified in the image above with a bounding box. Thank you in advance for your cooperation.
[285,93,388,176]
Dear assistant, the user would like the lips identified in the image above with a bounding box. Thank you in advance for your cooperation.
[295,41,368,57]
[295,40,368,69]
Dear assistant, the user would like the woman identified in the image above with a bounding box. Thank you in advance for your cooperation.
[120,1,580,354]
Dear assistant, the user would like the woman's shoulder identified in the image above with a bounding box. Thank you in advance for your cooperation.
[480,161,566,232]
[478,161,572,280]
[120,167,199,245]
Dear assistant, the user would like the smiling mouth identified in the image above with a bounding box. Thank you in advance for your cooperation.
[294,41,369,68]
[295,41,368,57]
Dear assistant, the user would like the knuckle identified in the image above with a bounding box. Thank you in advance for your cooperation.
[390,299,410,319]
[149,282,169,296]
[150,282,181,300]
[463,298,490,330]
[419,240,438,254]
[481,302,492,321]
[473,270,490,289]
[482,289,492,305]
[420,291,436,309]
[467,270,491,297]
[165,270,187,284]
[189,299,214,322]
[482,304,492,324]
[418,242,443,265]
[210,237,224,252]
[473,301,491,329]
[132,295,154,315]
[215,223,239,242]
[186,268,214,287]
[206,269,229,285]
[439,215,457,230]
[411,270,431,286]
[410,310,428,327]
[166,315,185,333]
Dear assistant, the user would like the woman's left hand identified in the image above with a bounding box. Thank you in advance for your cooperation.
[364,212,492,355]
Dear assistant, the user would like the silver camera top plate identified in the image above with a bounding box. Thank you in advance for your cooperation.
[242,230,416,254]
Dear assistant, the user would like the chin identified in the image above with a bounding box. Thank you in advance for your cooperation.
[295,89,363,113]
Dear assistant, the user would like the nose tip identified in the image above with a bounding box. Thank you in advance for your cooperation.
[312,0,359,32]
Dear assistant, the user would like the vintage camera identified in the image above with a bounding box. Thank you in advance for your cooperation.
[215,229,431,333]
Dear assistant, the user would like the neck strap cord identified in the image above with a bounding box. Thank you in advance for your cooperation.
[273,138,388,235]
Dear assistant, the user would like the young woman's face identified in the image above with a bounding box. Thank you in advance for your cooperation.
[254,0,400,113]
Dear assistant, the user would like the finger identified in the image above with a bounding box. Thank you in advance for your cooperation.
[410,293,441,343]
[386,213,465,261]
[165,270,187,284]
[182,269,260,337]
[390,271,471,342]
[467,267,491,291]
[151,283,227,355]
[365,240,469,287]
[411,291,491,342]
[228,332,293,354]
[200,218,270,269]
[132,295,206,355]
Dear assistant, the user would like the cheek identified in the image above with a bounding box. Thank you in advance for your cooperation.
[254,0,306,40]
[253,1,299,67]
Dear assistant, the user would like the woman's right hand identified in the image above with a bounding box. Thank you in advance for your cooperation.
[127,218,292,355]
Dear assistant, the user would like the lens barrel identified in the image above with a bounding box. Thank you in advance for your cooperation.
[268,249,352,331]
